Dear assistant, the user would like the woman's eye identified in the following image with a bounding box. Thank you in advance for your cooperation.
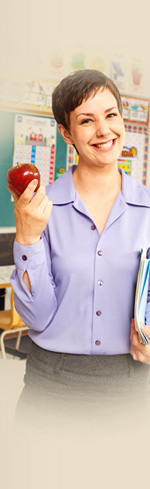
[80,119,92,124]
[107,113,118,118]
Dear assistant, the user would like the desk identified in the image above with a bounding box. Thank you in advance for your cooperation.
[0,265,15,289]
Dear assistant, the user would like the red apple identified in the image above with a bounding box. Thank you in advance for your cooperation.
[7,163,40,196]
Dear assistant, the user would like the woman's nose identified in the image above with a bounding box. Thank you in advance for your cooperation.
[96,120,110,137]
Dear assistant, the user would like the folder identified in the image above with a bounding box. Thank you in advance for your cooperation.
[134,248,150,345]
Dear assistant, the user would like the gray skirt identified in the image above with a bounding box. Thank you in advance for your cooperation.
[15,340,150,431]
[23,340,150,397]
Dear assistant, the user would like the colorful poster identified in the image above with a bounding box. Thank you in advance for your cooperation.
[68,45,87,73]
[48,46,65,80]
[66,145,78,170]
[129,58,143,94]
[111,53,127,91]
[118,124,149,185]
[13,114,56,185]
[121,96,149,124]
[87,48,105,73]
[0,79,58,115]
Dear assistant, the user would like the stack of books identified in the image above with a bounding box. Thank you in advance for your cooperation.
[134,248,150,345]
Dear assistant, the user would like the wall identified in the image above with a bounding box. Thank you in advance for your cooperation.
[1,1,150,93]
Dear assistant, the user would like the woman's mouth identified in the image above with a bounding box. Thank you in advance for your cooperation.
[92,139,117,150]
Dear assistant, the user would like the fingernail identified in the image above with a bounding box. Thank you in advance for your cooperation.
[31,179,38,186]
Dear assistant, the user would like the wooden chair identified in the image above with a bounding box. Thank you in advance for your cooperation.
[0,288,29,359]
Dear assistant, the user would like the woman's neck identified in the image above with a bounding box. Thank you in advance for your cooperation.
[73,162,122,197]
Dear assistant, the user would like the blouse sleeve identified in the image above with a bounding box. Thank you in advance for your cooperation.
[10,235,57,332]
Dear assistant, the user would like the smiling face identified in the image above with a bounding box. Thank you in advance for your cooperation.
[58,87,125,170]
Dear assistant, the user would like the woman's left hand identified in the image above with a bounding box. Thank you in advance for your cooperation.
[130,318,150,364]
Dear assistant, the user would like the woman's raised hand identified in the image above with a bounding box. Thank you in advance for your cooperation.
[7,179,53,245]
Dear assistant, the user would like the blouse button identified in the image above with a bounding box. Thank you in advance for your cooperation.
[98,280,103,286]
[96,310,102,316]
[97,250,103,256]
[91,224,96,230]
[95,340,101,346]
[22,255,27,261]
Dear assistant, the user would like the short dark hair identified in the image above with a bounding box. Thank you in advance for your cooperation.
[52,69,123,131]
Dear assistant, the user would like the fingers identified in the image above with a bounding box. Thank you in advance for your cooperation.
[6,179,39,205]
[13,179,53,245]
[130,344,150,363]
[6,185,19,203]
[33,194,53,223]
[20,183,52,222]
[9,179,49,214]
[28,184,47,210]
[18,179,39,206]
[141,323,150,340]
[130,318,150,363]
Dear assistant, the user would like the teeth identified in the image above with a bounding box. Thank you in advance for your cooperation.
[95,140,114,149]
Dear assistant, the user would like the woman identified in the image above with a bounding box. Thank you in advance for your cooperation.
[7,70,150,427]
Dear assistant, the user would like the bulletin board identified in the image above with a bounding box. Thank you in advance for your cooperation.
[0,79,59,116]
[118,123,149,185]
[0,110,67,227]
[121,95,149,125]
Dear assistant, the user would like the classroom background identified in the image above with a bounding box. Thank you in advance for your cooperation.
[1,2,150,486]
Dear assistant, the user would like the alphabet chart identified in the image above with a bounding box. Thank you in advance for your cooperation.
[13,114,56,185]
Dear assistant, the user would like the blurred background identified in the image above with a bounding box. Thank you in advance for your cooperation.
[0,0,150,95]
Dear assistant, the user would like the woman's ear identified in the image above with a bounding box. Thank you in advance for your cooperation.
[58,124,73,145]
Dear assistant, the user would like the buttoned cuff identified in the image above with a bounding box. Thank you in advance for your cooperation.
[13,238,46,271]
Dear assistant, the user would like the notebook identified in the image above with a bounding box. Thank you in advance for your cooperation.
[134,248,150,345]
